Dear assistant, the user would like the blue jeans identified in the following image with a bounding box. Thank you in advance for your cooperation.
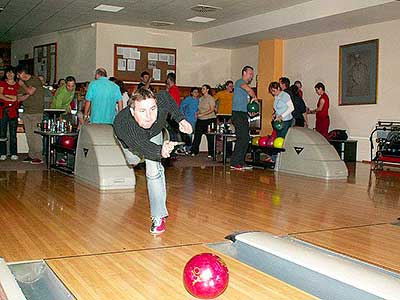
[276,119,293,138]
[0,110,18,156]
[121,132,168,219]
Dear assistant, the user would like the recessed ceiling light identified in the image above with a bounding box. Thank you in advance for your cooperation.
[186,16,216,23]
[150,21,174,27]
[94,4,124,13]
[191,4,222,13]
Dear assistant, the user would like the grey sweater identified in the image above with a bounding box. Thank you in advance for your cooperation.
[113,91,184,161]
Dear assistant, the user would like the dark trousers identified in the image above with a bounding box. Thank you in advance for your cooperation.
[191,118,216,155]
[231,111,249,166]
[0,110,18,156]
[276,120,293,138]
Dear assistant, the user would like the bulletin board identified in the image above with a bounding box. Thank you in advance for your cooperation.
[33,43,57,84]
[113,44,176,83]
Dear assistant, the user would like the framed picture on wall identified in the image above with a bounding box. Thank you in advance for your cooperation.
[339,39,378,105]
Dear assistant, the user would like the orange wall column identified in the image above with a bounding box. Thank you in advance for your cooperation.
[257,40,283,135]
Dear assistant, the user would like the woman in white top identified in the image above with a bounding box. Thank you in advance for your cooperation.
[190,84,216,158]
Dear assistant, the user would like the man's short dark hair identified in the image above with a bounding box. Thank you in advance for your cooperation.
[241,66,254,75]
[225,80,233,86]
[128,88,156,109]
[141,71,150,78]
[279,77,290,88]
[65,76,76,83]
[190,87,199,93]
[95,68,107,77]
[167,72,176,83]
[314,82,325,91]
[15,64,29,74]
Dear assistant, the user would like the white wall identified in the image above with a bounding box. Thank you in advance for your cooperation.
[231,45,258,87]
[284,19,400,161]
[11,25,96,82]
[95,23,231,87]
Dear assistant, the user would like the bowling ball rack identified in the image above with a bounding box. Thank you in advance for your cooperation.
[246,145,285,169]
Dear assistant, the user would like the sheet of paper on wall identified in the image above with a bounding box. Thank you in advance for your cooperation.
[130,48,140,59]
[34,48,38,58]
[153,68,161,81]
[127,59,136,71]
[168,54,175,66]
[118,58,127,71]
[130,49,140,60]
[43,47,47,58]
[148,52,159,61]
[117,47,124,56]
[159,53,169,62]
[123,48,131,59]
[50,44,56,53]
[148,60,157,69]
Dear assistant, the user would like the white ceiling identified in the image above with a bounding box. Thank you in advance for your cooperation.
[0,0,399,48]
[0,0,311,42]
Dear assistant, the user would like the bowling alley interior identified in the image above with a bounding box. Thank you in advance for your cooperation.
[1,1,400,299]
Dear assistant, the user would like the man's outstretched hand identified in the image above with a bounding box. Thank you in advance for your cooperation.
[161,141,178,158]
[179,119,193,134]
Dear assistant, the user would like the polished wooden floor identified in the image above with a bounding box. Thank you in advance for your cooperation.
[1,162,400,299]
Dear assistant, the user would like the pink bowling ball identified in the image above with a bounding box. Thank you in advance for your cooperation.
[183,253,229,299]
[266,135,274,147]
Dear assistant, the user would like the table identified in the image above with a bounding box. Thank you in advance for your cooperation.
[329,139,358,162]
[34,130,78,173]
[206,132,236,165]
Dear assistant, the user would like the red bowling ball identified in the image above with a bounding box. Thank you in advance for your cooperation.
[183,253,229,299]
[258,136,268,147]
[60,136,75,149]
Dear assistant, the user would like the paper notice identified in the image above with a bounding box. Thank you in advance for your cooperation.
[148,52,159,61]
[118,58,127,71]
[168,54,175,66]
[153,68,161,81]
[159,53,169,62]
[117,47,124,55]
[127,59,136,71]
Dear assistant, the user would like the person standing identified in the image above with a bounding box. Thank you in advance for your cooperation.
[16,65,44,164]
[190,84,216,158]
[137,71,154,91]
[289,84,307,127]
[166,72,180,107]
[308,82,330,139]
[214,80,234,123]
[0,66,20,161]
[113,89,192,234]
[84,68,122,124]
[50,76,76,112]
[230,66,257,170]
[268,82,294,138]
[179,87,199,154]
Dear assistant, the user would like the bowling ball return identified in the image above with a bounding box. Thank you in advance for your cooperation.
[246,143,285,169]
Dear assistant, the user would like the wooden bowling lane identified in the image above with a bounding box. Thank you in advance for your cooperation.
[293,224,400,273]
[1,163,400,262]
[47,244,317,300]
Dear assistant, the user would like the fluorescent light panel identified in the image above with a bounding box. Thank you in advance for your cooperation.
[186,16,216,23]
[94,4,124,12]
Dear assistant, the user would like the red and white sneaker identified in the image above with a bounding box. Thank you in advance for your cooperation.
[30,158,43,165]
[150,217,166,234]
[57,158,67,166]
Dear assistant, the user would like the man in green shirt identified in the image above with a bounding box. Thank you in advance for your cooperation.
[16,65,44,164]
[51,76,76,112]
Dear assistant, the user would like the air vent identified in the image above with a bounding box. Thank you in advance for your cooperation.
[150,21,174,27]
[190,4,222,13]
